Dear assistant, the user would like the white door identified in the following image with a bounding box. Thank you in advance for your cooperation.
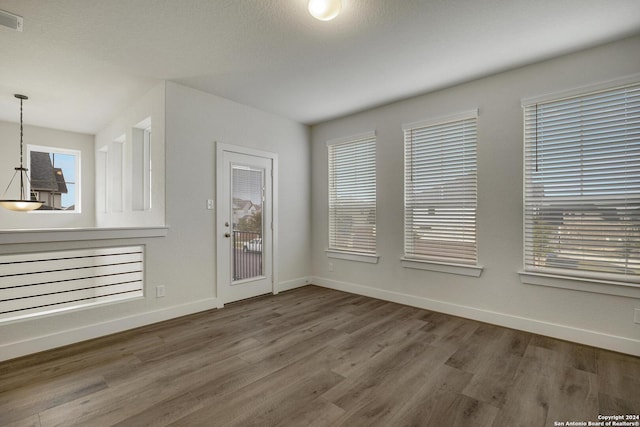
[217,145,275,304]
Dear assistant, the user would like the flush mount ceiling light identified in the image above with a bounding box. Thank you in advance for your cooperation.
[0,94,44,212]
[308,0,341,21]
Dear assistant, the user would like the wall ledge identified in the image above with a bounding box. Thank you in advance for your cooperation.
[326,249,379,264]
[401,257,483,277]
[518,271,640,299]
[0,226,169,245]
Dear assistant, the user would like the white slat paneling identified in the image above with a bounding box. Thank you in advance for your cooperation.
[0,246,144,321]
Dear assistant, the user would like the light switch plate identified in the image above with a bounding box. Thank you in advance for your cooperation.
[156,285,166,298]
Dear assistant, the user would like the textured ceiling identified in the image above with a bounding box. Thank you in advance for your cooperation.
[0,0,639,134]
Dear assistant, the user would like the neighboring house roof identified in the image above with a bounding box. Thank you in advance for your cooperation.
[232,198,248,210]
[29,152,68,194]
[30,152,58,191]
[233,199,255,210]
[54,168,68,194]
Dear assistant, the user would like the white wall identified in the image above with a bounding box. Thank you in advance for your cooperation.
[310,35,640,356]
[95,82,166,228]
[0,81,310,361]
[164,82,311,289]
[0,121,95,229]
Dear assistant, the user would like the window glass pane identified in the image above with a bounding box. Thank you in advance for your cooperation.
[132,118,152,211]
[404,113,478,265]
[29,148,79,211]
[523,83,640,282]
[232,165,263,281]
[328,134,377,253]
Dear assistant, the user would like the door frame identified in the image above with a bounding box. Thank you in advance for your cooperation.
[215,142,279,306]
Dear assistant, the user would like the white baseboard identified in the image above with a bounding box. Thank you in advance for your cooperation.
[2,278,310,362]
[6,277,637,361]
[310,276,640,357]
[277,277,311,293]
[0,298,220,362]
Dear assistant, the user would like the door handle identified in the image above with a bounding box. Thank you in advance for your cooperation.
[224,233,231,238]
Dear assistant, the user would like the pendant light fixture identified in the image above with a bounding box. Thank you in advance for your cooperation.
[308,0,342,21]
[0,94,44,212]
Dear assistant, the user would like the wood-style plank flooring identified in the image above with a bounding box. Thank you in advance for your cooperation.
[1,286,638,426]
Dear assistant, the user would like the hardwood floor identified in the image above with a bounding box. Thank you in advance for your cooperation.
[1,286,638,426]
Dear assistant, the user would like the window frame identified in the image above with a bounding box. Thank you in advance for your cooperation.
[326,131,378,263]
[26,144,81,213]
[401,110,482,276]
[132,117,152,211]
[520,76,640,294]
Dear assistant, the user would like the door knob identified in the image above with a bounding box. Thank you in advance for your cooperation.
[224,233,231,238]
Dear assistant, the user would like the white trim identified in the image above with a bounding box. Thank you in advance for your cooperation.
[326,130,376,147]
[402,109,478,131]
[521,73,640,106]
[272,155,279,295]
[217,142,279,161]
[215,143,225,300]
[133,116,152,130]
[276,277,310,293]
[215,142,279,300]
[0,297,220,362]
[326,249,379,264]
[26,144,82,214]
[310,276,640,357]
[0,226,169,244]
[0,227,169,246]
[401,257,483,277]
[518,271,640,299]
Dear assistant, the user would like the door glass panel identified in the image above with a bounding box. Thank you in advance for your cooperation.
[231,165,264,281]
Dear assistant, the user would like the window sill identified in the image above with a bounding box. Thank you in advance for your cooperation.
[518,271,640,298]
[401,257,483,277]
[326,249,379,264]
[0,226,169,245]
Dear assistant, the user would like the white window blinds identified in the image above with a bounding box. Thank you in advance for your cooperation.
[523,82,640,283]
[328,132,377,254]
[403,111,478,265]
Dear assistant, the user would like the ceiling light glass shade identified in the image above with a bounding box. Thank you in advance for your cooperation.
[0,94,44,212]
[0,200,43,212]
[308,0,341,21]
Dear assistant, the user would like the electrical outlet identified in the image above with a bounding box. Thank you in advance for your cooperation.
[206,199,214,210]
[634,308,640,324]
[328,262,334,272]
[156,285,166,298]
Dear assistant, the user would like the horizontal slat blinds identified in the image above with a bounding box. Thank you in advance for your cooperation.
[404,111,478,265]
[328,133,376,253]
[523,82,640,283]
[0,246,144,322]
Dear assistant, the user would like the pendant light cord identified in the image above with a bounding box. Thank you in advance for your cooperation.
[19,96,24,169]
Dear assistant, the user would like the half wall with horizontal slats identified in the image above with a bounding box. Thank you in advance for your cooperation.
[0,246,144,322]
